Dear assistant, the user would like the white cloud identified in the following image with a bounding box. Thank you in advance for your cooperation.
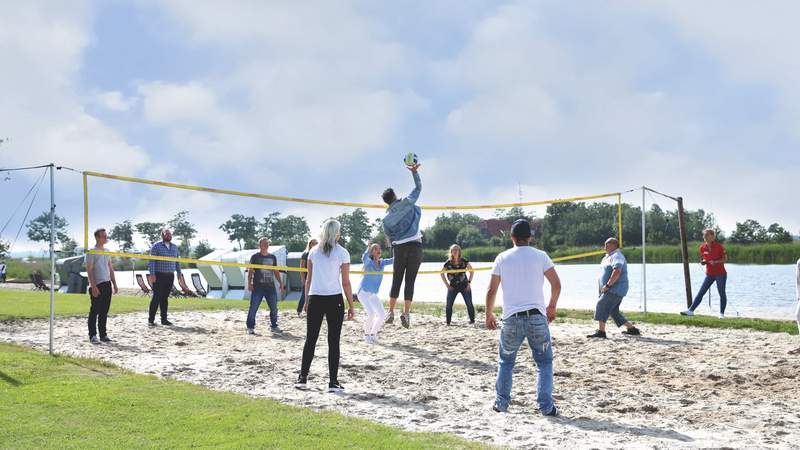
[92,90,136,112]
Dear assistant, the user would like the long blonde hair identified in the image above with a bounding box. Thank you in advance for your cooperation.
[368,243,381,264]
[319,219,341,256]
[448,244,462,263]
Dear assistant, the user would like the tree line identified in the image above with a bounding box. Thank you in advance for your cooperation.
[5,202,794,261]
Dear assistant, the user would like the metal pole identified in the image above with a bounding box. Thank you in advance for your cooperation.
[641,187,647,313]
[49,164,55,356]
[677,197,693,308]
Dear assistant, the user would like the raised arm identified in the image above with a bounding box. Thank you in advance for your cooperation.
[406,167,422,204]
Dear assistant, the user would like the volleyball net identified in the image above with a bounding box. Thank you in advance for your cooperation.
[82,171,623,275]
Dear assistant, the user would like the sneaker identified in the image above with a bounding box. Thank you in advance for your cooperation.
[294,375,308,390]
[328,382,345,393]
[89,335,100,344]
[246,328,255,335]
[385,311,395,324]
[680,310,694,317]
[401,313,410,329]
[271,326,282,333]
[545,405,559,417]
[148,321,157,327]
[161,320,173,326]
[492,405,506,413]
[100,336,113,343]
[587,330,607,339]
[718,313,725,319]
[364,335,372,344]
[296,311,302,318]
[622,327,641,336]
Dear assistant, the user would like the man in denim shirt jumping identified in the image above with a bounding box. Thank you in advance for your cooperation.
[486,219,561,416]
[381,163,422,329]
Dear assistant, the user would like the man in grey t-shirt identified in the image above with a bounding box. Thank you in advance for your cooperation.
[85,228,118,344]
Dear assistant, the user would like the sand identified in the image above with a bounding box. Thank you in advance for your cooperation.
[2,308,799,449]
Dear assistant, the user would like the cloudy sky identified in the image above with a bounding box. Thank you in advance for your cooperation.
[1,0,798,253]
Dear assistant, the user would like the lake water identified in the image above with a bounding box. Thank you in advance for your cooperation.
[350,262,799,321]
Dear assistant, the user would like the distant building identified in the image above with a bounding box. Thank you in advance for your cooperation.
[478,219,511,238]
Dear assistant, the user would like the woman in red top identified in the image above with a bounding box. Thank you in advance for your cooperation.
[681,229,728,318]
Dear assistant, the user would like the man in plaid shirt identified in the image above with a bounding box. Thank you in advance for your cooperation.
[147,229,184,326]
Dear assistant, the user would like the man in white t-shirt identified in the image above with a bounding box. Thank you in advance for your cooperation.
[486,219,561,416]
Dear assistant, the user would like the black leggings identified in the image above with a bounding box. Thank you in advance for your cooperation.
[389,242,423,300]
[300,294,345,382]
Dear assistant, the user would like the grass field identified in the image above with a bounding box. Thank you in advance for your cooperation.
[2,290,795,335]
[0,343,481,449]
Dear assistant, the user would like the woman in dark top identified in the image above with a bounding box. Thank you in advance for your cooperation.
[297,238,318,316]
[440,244,475,325]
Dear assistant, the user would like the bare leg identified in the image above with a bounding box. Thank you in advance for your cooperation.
[598,321,606,332]
[403,299,412,315]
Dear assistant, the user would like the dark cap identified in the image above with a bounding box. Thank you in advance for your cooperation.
[510,219,532,239]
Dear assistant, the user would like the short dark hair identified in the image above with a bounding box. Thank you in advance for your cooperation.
[382,188,397,205]
[94,228,106,238]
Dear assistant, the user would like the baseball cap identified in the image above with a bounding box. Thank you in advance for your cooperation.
[510,219,531,239]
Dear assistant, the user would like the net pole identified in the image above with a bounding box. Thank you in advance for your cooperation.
[617,193,623,247]
[677,197,693,308]
[641,186,647,314]
[83,173,89,251]
[49,164,55,356]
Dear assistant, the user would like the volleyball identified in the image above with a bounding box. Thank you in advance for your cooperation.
[404,152,418,167]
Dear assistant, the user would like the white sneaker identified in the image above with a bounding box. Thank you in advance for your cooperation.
[679,310,694,316]
[718,313,725,319]
[90,335,100,344]
[364,335,372,344]
[246,328,255,335]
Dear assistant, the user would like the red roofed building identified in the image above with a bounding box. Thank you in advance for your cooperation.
[478,219,511,238]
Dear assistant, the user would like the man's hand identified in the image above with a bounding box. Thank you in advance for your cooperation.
[280,283,285,293]
[113,284,119,295]
[304,302,309,313]
[90,285,99,297]
[347,308,355,321]
[546,304,557,323]
[147,274,155,286]
[600,285,609,294]
[485,313,498,330]
[406,163,421,173]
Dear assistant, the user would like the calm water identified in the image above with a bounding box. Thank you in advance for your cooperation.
[351,262,799,321]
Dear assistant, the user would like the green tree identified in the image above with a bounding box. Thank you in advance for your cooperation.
[766,223,793,244]
[26,211,70,245]
[220,214,259,250]
[336,208,373,254]
[455,225,485,248]
[494,207,535,224]
[370,218,388,247]
[261,213,310,252]
[0,240,9,258]
[61,237,78,256]
[109,220,135,252]
[729,219,768,244]
[193,240,215,259]
[135,221,165,248]
[169,211,197,249]
[423,213,483,249]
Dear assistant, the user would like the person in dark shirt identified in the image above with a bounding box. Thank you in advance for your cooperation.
[440,244,475,325]
[297,238,318,317]
[247,237,285,334]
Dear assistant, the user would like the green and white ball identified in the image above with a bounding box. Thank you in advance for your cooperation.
[404,152,418,167]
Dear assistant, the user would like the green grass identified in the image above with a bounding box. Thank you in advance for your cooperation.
[0,290,264,321]
[0,343,482,449]
[410,303,799,335]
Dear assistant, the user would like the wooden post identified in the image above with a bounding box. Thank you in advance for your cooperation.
[677,197,693,308]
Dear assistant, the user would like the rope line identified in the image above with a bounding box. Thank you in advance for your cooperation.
[87,249,606,275]
[83,171,620,210]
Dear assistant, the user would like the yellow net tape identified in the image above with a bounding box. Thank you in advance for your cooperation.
[82,170,619,274]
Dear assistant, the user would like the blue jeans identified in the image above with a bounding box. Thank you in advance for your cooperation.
[247,285,278,329]
[689,274,727,314]
[445,286,475,324]
[594,291,627,327]
[494,314,554,414]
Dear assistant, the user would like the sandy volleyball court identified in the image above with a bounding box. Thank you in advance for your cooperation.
[2,309,798,449]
